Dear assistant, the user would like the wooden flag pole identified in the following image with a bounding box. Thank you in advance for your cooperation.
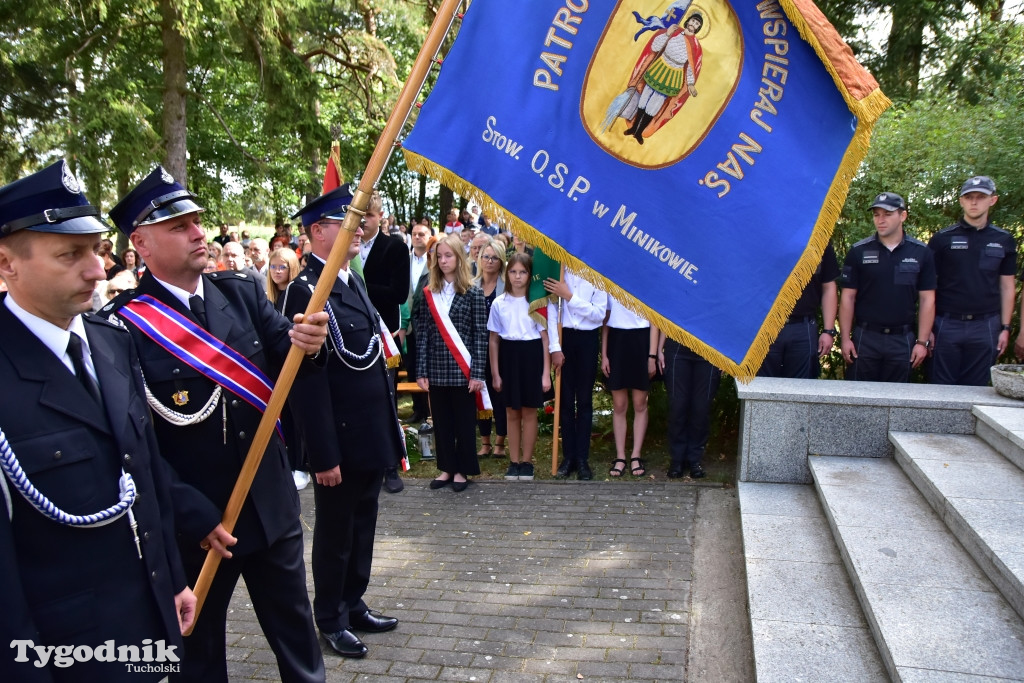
[185,0,466,634]
[550,264,565,476]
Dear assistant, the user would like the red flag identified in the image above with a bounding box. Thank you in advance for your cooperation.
[322,141,344,194]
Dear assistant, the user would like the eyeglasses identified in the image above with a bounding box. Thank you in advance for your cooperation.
[481,255,499,262]
[269,265,289,271]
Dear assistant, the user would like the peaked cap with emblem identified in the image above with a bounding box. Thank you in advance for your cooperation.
[109,165,205,236]
[960,176,996,197]
[869,191,906,212]
[0,160,108,238]
[291,184,354,228]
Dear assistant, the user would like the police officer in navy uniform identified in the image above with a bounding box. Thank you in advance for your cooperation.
[759,243,841,378]
[101,167,328,683]
[839,192,936,382]
[282,185,401,659]
[929,176,1016,385]
[0,161,195,682]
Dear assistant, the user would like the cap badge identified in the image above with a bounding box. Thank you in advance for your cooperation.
[61,162,81,194]
[160,168,175,184]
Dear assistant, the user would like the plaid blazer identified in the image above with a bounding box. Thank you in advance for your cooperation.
[413,284,488,385]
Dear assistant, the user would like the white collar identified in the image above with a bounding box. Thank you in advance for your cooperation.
[5,294,93,374]
[151,274,206,309]
[312,254,351,284]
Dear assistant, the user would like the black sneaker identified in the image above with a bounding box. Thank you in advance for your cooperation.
[689,465,706,479]
[555,460,577,479]
[576,461,593,481]
[518,462,534,481]
[504,462,520,480]
[383,468,404,493]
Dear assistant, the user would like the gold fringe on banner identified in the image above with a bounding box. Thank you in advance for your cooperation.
[404,2,890,380]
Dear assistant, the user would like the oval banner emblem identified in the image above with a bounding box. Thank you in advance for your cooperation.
[581,0,743,169]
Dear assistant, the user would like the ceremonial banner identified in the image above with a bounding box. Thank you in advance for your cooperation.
[403,0,889,377]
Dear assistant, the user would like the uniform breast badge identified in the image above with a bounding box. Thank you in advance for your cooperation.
[172,390,190,406]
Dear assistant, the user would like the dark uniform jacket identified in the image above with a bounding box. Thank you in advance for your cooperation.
[361,232,411,333]
[0,300,185,683]
[413,282,488,386]
[841,233,936,327]
[928,221,1017,316]
[101,271,300,556]
[283,258,403,474]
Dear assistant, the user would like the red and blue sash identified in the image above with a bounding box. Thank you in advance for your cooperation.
[119,294,282,436]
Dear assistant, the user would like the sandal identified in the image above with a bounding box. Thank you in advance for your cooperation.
[630,458,646,477]
[477,442,492,457]
[492,441,506,457]
[609,459,627,477]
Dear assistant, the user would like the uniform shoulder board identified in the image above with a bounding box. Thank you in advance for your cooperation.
[937,224,960,235]
[235,272,248,278]
[851,235,876,248]
[905,235,927,247]
[98,288,139,318]
[83,311,128,332]
[989,224,1010,236]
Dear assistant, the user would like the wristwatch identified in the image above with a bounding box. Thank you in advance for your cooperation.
[915,339,932,349]
[822,329,837,337]
[1001,324,1012,332]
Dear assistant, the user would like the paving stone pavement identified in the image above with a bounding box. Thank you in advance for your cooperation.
[225,480,702,682]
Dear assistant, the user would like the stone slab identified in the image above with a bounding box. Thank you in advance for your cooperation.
[889,407,976,436]
[745,557,866,627]
[750,620,887,683]
[811,456,1024,681]
[738,377,1020,409]
[741,512,840,564]
[736,481,821,518]
[807,403,890,458]
[739,401,810,483]
[974,405,1024,472]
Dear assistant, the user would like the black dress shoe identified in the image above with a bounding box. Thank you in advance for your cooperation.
[555,460,577,479]
[429,477,451,489]
[576,461,593,481]
[322,629,367,658]
[350,610,399,633]
[690,465,707,479]
[383,467,404,493]
[668,466,685,479]
[451,478,470,492]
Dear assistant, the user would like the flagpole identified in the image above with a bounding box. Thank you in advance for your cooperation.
[185,0,467,634]
[550,264,565,476]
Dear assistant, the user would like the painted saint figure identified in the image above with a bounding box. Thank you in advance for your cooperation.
[618,12,704,144]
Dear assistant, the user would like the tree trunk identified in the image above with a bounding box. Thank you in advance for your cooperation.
[881,3,926,101]
[160,0,188,183]
[439,184,453,228]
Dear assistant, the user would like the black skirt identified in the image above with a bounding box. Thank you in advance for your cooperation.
[498,338,545,409]
[605,326,651,391]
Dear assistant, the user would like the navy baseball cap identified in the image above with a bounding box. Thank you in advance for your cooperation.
[292,184,354,228]
[109,165,204,236]
[869,192,906,212]
[960,176,996,196]
[0,160,107,238]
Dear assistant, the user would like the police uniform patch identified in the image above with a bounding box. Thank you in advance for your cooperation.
[951,237,968,250]
[862,250,879,265]
[60,162,81,194]
[160,168,175,184]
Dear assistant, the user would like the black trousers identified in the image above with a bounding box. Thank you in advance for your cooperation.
[558,327,602,465]
[176,523,324,683]
[663,339,722,470]
[429,385,481,476]
[311,468,384,633]
[931,314,1000,386]
[758,319,818,379]
[847,327,914,383]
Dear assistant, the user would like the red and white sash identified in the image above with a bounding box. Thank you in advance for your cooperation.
[423,287,492,418]
[119,294,282,436]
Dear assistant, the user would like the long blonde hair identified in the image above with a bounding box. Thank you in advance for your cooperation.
[266,247,300,305]
[428,233,473,295]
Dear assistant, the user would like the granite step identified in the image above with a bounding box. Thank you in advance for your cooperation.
[737,482,886,682]
[891,431,1024,622]
[809,456,1024,682]
[973,405,1024,472]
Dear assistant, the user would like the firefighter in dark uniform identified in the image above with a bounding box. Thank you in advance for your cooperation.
[0,161,195,683]
[929,176,1016,386]
[759,243,841,378]
[101,167,328,683]
[282,185,402,659]
[839,192,936,382]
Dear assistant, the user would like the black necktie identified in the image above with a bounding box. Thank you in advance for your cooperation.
[189,295,208,329]
[67,333,102,405]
